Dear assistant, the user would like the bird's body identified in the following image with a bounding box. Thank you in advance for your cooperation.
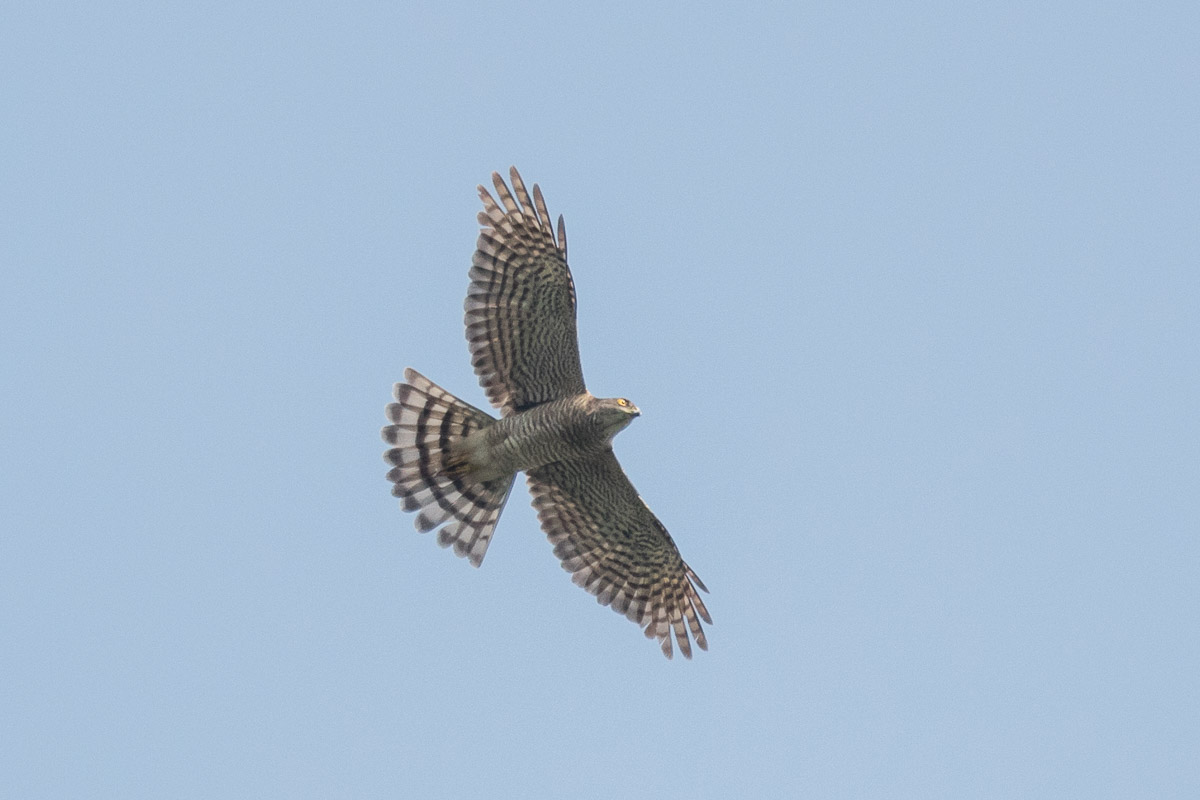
[454,394,638,483]
[382,168,710,658]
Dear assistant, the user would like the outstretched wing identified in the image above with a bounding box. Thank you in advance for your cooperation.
[466,167,586,416]
[526,451,711,659]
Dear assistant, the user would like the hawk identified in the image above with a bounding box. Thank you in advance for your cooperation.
[382,168,710,658]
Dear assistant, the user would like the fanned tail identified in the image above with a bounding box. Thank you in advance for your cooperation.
[382,368,514,566]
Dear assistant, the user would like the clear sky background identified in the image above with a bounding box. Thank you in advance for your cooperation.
[3,3,1197,798]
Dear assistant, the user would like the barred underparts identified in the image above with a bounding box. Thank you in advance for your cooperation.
[382,168,710,659]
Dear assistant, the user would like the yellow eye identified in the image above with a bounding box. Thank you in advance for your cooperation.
[617,398,628,406]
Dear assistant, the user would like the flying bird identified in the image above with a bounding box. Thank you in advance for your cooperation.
[382,168,710,658]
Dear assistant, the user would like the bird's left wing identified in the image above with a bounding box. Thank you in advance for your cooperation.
[526,451,710,658]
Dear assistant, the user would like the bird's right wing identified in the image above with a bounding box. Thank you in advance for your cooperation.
[466,167,587,416]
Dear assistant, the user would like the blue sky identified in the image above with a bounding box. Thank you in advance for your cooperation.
[3,3,1197,797]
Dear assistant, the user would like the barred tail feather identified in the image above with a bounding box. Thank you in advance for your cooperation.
[382,368,515,567]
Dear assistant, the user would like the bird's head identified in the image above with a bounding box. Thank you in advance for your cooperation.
[594,396,641,439]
